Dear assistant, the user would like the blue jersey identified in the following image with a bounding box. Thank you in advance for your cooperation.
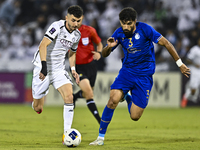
[111,22,162,75]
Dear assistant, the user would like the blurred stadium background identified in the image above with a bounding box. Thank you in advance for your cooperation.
[0,0,200,107]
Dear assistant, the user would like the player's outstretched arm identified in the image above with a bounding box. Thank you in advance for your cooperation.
[102,37,118,57]
[158,36,190,78]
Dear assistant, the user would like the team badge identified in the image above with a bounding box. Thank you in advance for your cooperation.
[135,33,140,40]
[82,37,89,46]
[49,27,56,34]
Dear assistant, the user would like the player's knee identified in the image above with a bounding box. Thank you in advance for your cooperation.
[84,90,94,99]
[107,98,119,109]
[64,94,73,103]
[130,113,141,121]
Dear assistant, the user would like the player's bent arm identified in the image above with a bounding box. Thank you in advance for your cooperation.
[158,36,190,78]
[102,45,112,57]
[68,50,80,84]
[68,50,76,68]
[157,36,180,62]
[38,37,52,79]
[96,42,103,53]
[39,37,52,61]
[102,37,118,57]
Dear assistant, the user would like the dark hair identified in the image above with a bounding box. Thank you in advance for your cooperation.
[67,5,83,18]
[119,7,137,22]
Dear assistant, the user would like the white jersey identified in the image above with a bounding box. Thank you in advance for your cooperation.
[187,45,200,72]
[32,20,81,72]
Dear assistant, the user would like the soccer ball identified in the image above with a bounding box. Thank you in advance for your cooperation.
[63,128,82,147]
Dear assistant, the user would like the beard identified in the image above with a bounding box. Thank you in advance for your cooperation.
[123,26,134,37]
[68,23,77,32]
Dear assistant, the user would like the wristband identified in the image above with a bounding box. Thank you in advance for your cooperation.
[41,61,47,76]
[71,66,75,71]
[176,59,183,67]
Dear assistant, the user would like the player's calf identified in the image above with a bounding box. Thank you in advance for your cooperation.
[32,101,43,114]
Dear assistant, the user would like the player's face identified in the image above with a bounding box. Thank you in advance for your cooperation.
[65,14,82,32]
[120,20,136,36]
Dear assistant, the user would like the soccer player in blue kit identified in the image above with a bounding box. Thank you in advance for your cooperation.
[89,7,190,146]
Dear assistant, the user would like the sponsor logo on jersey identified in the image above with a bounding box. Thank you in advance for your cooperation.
[60,39,73,48]
[49,27,56,34]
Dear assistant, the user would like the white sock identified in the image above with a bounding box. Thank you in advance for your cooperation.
[63,103,74,132]
[97,136,104,140]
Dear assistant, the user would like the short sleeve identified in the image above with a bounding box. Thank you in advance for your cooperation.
[91,27,101,44]
[44,21,60,41]
[142,23,162,44]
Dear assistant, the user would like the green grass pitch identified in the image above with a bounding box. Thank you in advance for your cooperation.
[0,104,200,150]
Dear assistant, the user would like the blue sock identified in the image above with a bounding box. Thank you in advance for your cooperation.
[98,106,114,138]
[124,93,132,114]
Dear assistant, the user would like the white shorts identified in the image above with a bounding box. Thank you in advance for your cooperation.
[32,66,73,99]
[189,70,200,89]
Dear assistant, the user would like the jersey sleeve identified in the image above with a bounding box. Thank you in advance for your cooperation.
[91,27,101,44]
[142,23,162,44]
[44,21,60,41]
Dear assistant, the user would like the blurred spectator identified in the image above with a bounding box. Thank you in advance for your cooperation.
[0,0,200,72]
[0,0,21,26]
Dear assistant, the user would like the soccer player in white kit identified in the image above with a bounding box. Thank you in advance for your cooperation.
[31,5,82,143]
[181,38,200,107]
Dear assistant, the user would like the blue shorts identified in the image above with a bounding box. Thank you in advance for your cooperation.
[110,68,153,108]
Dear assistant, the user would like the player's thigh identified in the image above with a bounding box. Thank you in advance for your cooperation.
[107,89,123,109]
[131,75,153,109]
[129,102,144,120]
[57,83,73,103]
[33,97,45,107]
[78,79,93,98]
[52,70,73,103]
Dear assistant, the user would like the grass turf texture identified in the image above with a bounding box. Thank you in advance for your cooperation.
[0,104,200,150]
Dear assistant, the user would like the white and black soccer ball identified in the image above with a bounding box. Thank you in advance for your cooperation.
[63,128,82,147]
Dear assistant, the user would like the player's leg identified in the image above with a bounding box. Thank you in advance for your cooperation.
[51,70,74,145]
[89,89,123,145]
[31,66,49,114]
[32,97,45,114]
[57,83,74,132]
[128,75,153,121]
[79,78,101,124]
[182,73,199,107]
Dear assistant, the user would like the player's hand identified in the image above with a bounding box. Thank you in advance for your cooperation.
[92,51,101,60]
[39,72,46,81]
[71,70,80,84]
[107,37,118,48]
[180,64,190,78]
[39,61,47,81]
